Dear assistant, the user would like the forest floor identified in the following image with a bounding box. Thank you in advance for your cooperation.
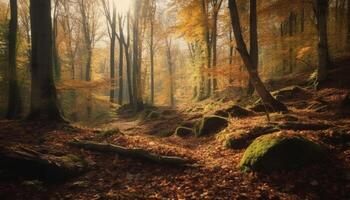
[1,65,350,199]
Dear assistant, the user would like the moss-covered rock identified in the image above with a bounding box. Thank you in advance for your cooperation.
[98,128,122,138]
[272,86,306,101]
[239,133,327,172]
[215,105,254,118]
[248,103,274,113]
[175,126,194,137]
[225,126,279,149]
[195,115,229,137]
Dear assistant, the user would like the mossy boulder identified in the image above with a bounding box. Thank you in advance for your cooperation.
[175,126,194,137]
[98,128,122,138]
[215,105,254,118]
[195,115,229,137]
[239,133,327,172]
[248,103,274,113]
[272,86,306,101]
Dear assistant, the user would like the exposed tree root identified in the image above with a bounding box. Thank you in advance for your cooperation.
[69,140,193,167]
[0,146,88,182]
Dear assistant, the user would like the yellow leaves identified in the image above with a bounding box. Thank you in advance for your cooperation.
[56,79,111,91]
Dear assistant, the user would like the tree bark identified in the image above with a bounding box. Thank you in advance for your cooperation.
[228,0,288,112]
[166,39,175,107]
[132,0,144,112]
[314,0,329,83]
[28,0,63,121]
[247,0,258,95]
[7,0,22,119]
[110,9,116,103]
[122,14,134,106]
[118,16,124,105]
[150,7,155,105]
[52,0,61,81]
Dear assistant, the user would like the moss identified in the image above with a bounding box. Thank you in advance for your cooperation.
[60,154,88,169]
[195,115,228,137]
[175,126,194,137]
[239,134,327,172]
[99,128,121,138]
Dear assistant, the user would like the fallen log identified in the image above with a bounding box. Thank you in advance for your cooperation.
[68,140,193,167]
[0,146,88,182]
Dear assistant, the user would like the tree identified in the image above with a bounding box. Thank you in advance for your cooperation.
[7,0,22,119]
[117,15,124,105]
[27,0,63,121]
[121,12,134,106]
[228,0,288,112]
[165,38,175,107]
[52,0,61,81]
[211,0,223,94]
[132,0,144,111]
[314,0,329,83]
[101,0,117,103]
[149,0,156,105]
[247,0,258,95]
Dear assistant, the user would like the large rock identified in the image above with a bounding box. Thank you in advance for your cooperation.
[175,126,194,137]
[239,133,327,172]
[225,126,279,149]
[271,86,306,101]
[248,103,274,113]
[215,105,255,118]
[195,115,229,137]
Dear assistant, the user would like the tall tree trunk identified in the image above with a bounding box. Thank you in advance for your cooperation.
[110,9,116,103]
[201,0,212,98]
[228,0,287,112]
[150,17,155,105]
[7,0,22,119]
[28,0,63,121]
[122,14,134,106]
[315,0,329,83]
[52,0,61,81]
[247,0,258,95]
[166,39,175,107]
[211,0,223,94]
[228,29,234,84]
[347,0,350,47]
[132,0,143,112]
[118,16,124,105]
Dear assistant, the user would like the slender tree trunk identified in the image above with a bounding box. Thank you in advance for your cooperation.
[125,48,133,105]
[229,30,234,84]
[118,17,124,105]
[228,0,287,112]
[347,0,350,47]
[166,39,175,107]
[7,0,22,119]
[150,19,155,105]
[200,0,212,98]
[132,0,143,112]
[315,0,329,83]
[247,0,258,95]
[28,0,63,121]
[110,10,116,103]
[52,0,60,81]
[212,12,218,94]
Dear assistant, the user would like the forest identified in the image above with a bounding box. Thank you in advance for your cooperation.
[0,0,350,199]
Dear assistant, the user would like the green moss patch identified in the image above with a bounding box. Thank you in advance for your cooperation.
[239,133,327,172]
[195,115,228,137]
